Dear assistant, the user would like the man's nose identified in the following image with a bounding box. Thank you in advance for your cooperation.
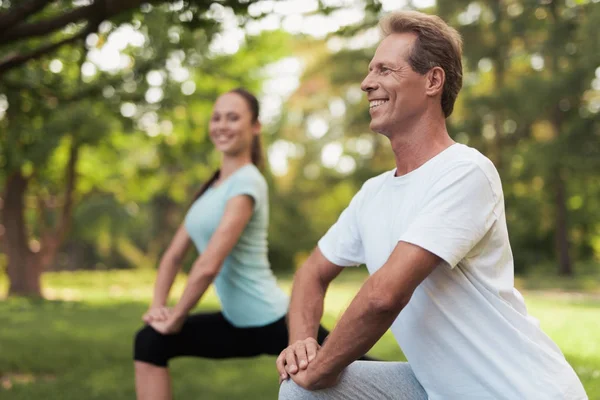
[361,72,378,92]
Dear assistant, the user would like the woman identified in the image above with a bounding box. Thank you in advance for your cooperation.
[133,88,332,400]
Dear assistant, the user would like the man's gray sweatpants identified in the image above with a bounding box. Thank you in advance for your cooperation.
[279,361,427,400]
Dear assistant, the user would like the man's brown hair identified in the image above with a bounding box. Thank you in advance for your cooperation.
[380,11,463,118]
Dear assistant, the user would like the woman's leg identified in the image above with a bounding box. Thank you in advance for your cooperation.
[134,361,172,400]
[134,322,179,400]
[134,325,174,400]
[133,312,263,400]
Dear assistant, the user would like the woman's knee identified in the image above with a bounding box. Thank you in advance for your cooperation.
[133,325,169,366]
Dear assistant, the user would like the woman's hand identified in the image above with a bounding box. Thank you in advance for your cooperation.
[142,306,172,324]
[149,314,185,335]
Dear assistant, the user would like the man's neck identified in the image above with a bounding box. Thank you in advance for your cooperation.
[388,116,454,176]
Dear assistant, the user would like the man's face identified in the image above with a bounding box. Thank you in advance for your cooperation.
[361,32,429,136]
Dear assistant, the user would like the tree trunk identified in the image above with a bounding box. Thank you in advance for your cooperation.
[554,170,573,276]
[490,0,506,172]
[37,141,80,271]
[4,172,42,296]
[546,0,573,277]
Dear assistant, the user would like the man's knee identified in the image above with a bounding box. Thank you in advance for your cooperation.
[279,380,314,400]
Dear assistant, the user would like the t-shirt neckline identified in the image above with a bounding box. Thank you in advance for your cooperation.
[388,143,460,185]
[209,163,253,191]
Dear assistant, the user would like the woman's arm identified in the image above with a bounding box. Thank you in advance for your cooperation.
[151,225,192,308]
[151,194,255,333]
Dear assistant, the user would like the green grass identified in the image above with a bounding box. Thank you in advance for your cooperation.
[515,261,600,294]
[0,270,598,399]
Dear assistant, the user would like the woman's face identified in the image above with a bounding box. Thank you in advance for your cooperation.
[209,92,257,157]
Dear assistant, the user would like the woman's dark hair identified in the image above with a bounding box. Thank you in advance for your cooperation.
[192,88,264,201]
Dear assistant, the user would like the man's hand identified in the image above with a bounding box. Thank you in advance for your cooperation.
[149,314,185,335]
[142,306,171,324]
[286,364,341,391]
[276,338,321,383]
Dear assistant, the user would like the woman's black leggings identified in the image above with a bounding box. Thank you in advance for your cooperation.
[134,312,373,367]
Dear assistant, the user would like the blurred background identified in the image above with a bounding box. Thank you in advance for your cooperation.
[0,0,599,399]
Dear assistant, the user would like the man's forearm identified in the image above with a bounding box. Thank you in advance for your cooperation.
[310,274,403,381]
[288,267,328,344]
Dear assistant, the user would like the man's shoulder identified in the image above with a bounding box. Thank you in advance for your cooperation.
[444,143,489,164]
[344,170,393,210]
[427,145,503,202]
[442,144,500,181]
[359,170,393,193]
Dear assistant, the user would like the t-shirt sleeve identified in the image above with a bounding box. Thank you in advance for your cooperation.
[318,188,366,267]
[399,162,500,268]
[226,170,264,211]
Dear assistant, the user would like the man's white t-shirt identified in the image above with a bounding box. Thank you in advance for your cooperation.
[318,144,587,400]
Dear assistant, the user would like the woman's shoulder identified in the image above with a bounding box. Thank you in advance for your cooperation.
[235,164,267,188]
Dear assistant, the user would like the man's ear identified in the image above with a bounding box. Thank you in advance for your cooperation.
[425,66,445,97]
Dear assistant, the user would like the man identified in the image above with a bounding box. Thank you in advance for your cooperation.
[277,10,587,400]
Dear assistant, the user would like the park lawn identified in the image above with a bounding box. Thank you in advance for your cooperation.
[0,270,598,399]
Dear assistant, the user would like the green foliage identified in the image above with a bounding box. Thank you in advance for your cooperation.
[0,0,294,275]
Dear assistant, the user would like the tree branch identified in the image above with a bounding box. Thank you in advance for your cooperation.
[0,0,151,75]
[0,0,53,35]
[2,49,161,103]
[0,0,149,46]
[0,4,95,46]
[58,139,79,241]
[0,23,93,76]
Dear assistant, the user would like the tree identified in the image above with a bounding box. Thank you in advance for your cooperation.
[437,0,600,275]
[0,0,283,296]
[0,0,263,74]
[1,0,388,296]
